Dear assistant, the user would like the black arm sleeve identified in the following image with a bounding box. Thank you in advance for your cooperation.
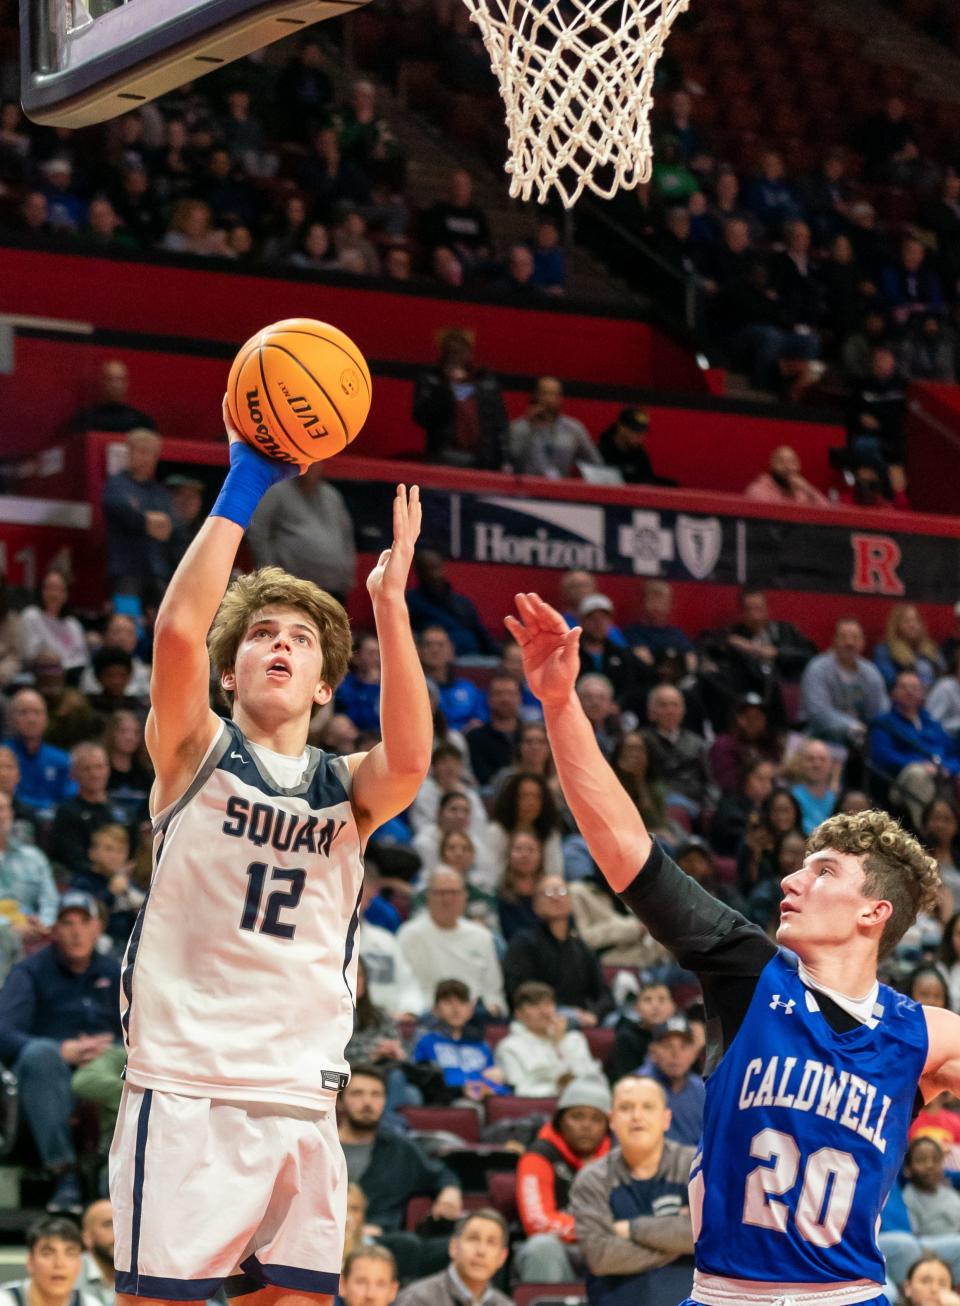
[619,842,778,1070]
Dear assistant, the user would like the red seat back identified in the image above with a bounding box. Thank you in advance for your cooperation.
[512,1285,588,1306]
[405,1190,491,1231]
[487,1169,520,1223]
[584,1026,615,1069]
[399,1105,482,1143]
[486,1095,558,1124]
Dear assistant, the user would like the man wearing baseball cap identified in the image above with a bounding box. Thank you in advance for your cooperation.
[597,409,676,486]
[578,595,649,713]
[636,1013,705,1146]
[0,892,120,1214]
[708,691,779,795]
[165,473,207,568]
[515,1077,612,1282]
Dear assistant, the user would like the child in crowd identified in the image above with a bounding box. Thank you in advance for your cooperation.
[69,823,143,953]
[899,1252,960,1306]
[413,979,507,1100]
[495,981,601,1096]
[909,1091,960,1173]
[903,1138,960,1239]
[607,978,676,1081]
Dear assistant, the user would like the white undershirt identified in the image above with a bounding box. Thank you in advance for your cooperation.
[248,739,311,789]
[797,960,879,1024]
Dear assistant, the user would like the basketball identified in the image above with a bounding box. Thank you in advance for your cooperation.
[226,317,372,465]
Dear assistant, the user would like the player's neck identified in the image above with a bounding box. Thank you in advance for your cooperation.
[232,705,309,758]
[796,947,878,1001]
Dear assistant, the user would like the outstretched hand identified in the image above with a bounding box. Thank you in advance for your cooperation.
[367,484,422,604]
[504,593,581,709]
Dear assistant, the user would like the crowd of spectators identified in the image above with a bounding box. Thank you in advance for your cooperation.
[5,536,960,1301]
[0,42,566,298]
[6,11,960,1301]
[611,89,960,418]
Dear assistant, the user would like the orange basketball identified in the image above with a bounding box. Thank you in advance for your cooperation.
[226,317,372,465]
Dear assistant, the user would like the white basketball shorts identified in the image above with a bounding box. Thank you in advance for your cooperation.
[110,1085,347,1300]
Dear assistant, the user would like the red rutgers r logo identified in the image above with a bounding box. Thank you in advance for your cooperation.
[850,534,905,596]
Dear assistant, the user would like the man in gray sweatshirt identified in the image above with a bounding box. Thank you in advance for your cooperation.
[246,461,357,602]
[569,1075,694,1306]
[800,618,889,745]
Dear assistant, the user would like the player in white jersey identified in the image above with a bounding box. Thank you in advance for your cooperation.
[110,401,434,1306]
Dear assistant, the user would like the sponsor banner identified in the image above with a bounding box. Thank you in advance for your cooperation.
[333,483,960,602]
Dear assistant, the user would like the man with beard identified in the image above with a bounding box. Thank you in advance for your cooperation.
[744,445,828,507]
[79,1201,115,1306]
[337,1067,462,1279]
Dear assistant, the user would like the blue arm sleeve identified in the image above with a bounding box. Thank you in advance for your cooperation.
[211,440,300,530]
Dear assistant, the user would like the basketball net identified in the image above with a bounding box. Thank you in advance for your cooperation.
[462,0,690,207]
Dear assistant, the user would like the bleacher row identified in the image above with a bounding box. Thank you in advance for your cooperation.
[353,0,960,230]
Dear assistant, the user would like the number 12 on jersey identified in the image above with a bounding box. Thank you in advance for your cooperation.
[240,861,306,940]
[743,1128,860,1248]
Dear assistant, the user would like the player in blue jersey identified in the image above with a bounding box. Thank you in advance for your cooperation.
[506,592,960,1306]
[111,403,434,1306]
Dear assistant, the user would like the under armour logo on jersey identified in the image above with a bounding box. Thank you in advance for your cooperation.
[230,750,249,765]
[769,995,796,1014]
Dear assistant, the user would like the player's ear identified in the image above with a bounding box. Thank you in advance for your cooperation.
[861,897,893,928]
[221,669,236,694]
[313,679,333,708]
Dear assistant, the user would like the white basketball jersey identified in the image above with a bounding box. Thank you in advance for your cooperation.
[121,718,362,1110]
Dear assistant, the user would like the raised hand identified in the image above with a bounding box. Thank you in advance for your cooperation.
[366,484,422,605]
[504,592,581,709]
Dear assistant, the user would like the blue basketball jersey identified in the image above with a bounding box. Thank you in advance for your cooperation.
[690,950,928,1285]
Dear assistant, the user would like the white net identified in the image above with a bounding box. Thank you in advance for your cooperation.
[461,0,691,207]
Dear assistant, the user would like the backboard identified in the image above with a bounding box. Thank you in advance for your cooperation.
[21,0,369,128]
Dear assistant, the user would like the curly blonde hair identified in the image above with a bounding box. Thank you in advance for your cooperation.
[208,566,352,704]
[807,809,942,959]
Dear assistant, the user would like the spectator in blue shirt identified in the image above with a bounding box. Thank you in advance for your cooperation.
[0,891,121,1214]
[413,979,507,1099]
[40,159,87,233]
[335,633,381,732]
[101,429,174,603]
[788,738,839,835]
[529,218,567,295]
[870,670,960,829]
[3,689,76,823]
[406,549,498,658]
[0,791,58,947]
[636,1014,705,1147]
[622,580,694,666]
[879,235,944,329]
[744,150,801,237]
[418,627,488,733]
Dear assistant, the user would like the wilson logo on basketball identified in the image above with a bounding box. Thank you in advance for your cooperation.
[244,388,297,464]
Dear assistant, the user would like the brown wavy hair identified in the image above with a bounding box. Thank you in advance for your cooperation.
[208,566,351,703]
[807,809,942,959]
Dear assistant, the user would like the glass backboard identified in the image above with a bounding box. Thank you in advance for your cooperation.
[21,0,369,127]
